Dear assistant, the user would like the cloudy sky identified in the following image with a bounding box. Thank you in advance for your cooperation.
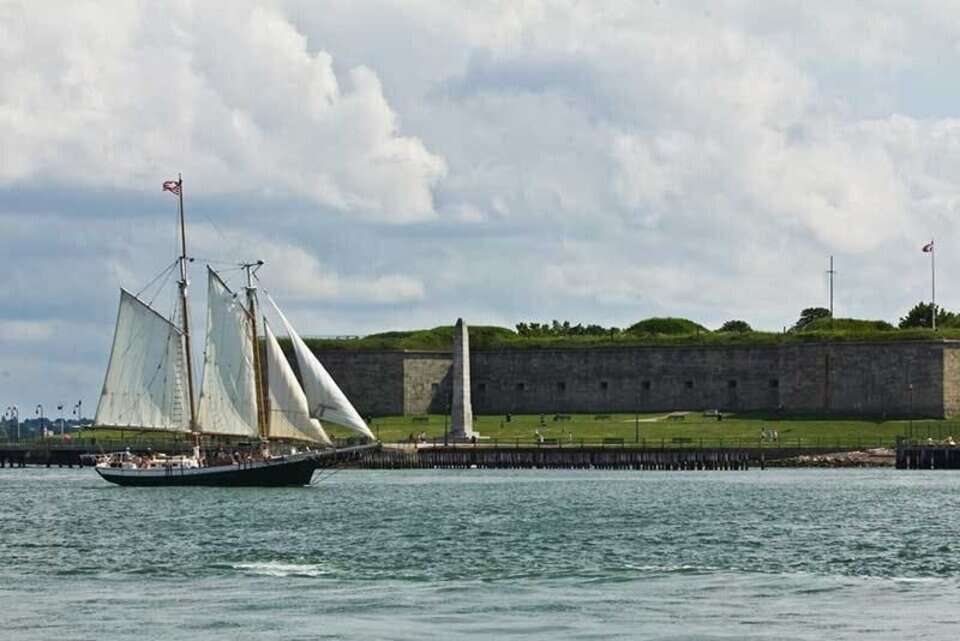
[3,0,960,412]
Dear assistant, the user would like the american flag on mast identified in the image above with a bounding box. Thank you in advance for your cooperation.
[922,240,934,253]
[162,179,181,196]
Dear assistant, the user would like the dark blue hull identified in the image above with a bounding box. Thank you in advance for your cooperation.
[95,445,378,487]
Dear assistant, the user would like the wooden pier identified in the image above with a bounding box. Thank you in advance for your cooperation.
[0,442,192,469]
[0,444,89,468]
[896,444,960,469]
[360,444,819,470]
[0,441,879,472]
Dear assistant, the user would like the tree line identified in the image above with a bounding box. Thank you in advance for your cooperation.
[794,303,956,331]
[515,301,955,337]
[516,320,621,337]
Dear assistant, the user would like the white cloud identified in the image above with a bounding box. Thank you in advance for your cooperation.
[0,320,55,342]
[0,0,446,222]
[190,226,426,305]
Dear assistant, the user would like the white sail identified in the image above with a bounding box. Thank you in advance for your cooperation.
[309,419,329,444]
[196,269,260,438]
[267,295,375,440]
[94,290,192,431]
[264,321,332,446]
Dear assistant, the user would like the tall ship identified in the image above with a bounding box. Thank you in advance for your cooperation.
[93,177,378,486]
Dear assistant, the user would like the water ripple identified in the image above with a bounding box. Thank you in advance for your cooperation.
[4,468,960,640]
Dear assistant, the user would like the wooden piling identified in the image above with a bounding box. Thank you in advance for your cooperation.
[362,446,758,471]
[897,444,960,470]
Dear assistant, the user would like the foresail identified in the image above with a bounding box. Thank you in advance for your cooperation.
[267,295,375,440]
[94,290,191,431]
[196,269,260,438]
[264,321,332,446]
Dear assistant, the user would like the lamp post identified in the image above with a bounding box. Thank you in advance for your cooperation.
[36,404,44,439]
[908,383,915,441]
[57,403,64,436]
[443,388,451,446]
[72,400,82,425]
[634,393,640,444]
[6,406,19,442]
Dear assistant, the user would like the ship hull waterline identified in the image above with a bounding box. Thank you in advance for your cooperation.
[95,445,379,487]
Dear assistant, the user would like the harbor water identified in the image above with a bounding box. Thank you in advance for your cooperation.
[2,468,959,640]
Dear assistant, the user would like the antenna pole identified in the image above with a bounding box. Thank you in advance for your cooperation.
[243,261,268,440]
[176,173,198,432]
[827,256,836,329]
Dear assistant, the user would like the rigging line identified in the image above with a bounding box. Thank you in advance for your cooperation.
[310,459,349,485]
[197,207,248,270]
[146,263,176,307]
[251,274,280,319]
[135,260,179,298]
[192,257,244,267]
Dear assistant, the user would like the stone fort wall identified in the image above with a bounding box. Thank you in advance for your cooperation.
[312,340,960,418]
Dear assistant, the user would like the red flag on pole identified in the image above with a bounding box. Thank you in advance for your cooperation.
[922,240,934,252]
[163,180,181,196]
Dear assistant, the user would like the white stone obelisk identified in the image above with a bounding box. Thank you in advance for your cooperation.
[450,318,475,440]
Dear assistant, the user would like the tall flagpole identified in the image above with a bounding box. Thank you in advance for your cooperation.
[932,239,936,331]
[827,256,835,328]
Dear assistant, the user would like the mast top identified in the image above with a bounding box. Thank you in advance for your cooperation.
[241,259,268,441]
[242,260,265,287]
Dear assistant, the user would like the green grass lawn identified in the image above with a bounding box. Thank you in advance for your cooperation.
[362,412,958,448]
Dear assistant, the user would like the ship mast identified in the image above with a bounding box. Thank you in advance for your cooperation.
[175,174,198,433]
[243,260,268,440]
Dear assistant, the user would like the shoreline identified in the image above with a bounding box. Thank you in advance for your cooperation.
[766,447,895,468]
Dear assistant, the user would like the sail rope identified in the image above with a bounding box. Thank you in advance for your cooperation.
[309,459,349,485]
[251,272,271,295]
[193,258,245,268]
[196,204,247,266]
[135,260,179,301]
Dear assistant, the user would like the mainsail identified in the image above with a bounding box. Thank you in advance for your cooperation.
[196,269,260,438]
[267,296,375,440]
[94,290,192,431]
[264,321,332,446]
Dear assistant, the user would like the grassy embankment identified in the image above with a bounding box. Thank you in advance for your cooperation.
[361,412,954,449]
[299,319,960,353]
